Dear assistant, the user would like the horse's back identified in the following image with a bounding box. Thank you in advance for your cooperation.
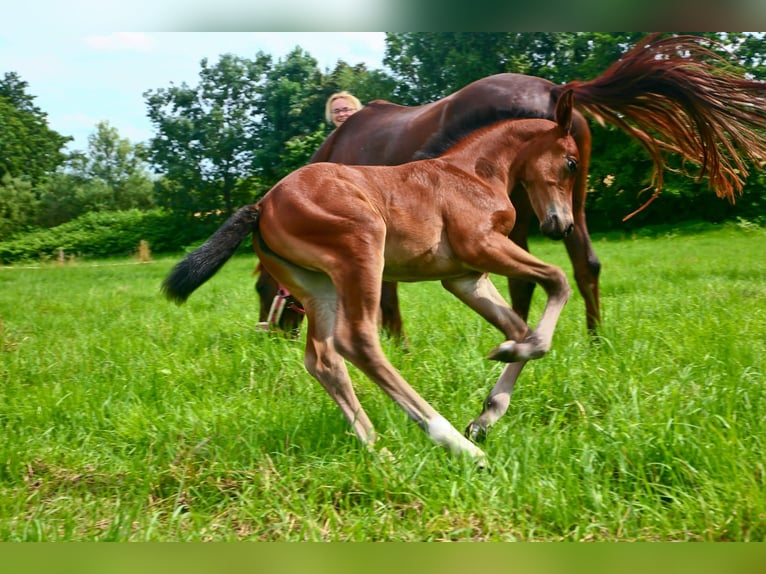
[311,72,589,169]
[454,73,560,114]
[311,99,444,165]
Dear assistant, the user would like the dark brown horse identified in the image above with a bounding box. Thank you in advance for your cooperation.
[256,33,766,339]
[165,92,580,462]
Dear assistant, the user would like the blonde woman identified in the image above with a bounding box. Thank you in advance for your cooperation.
[325,91,362,127]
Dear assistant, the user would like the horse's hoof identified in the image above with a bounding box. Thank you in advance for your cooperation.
[464,420,490,443]
[487,340,519,362]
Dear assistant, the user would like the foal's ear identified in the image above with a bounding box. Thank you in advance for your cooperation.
[554,89,574,134]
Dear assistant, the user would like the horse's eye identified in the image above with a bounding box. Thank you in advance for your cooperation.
[566,158,578,173]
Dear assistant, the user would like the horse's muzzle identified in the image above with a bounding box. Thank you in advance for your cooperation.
[540,213,574,240]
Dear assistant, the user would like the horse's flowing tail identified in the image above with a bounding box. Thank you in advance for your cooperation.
[558,33,766,213]
[162,205,260,304]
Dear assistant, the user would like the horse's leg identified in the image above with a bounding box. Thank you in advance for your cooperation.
[465,249,570,363]
[441,274,530,441]
[255,264,306,333]
[440,273,535,438]
[443,242,571,439]
[564,219,600,333]
[301,291,377,447]
[254,264,279,323]
[565,178,601,333]
[258,258,379,448]
[379,280,407,342]
[507,188,536,323]
[331,261,486,462]
[568,129,601,334]
[466,361,526,441]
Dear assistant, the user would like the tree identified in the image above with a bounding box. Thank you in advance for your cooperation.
[382,32,647,105]
[84,121,153,210]
[0,175,38,240]
[251,47,327,186]
[144,53,271,217]
[0,72,71,185]
[31,123,154,228]
[322,61,397,106]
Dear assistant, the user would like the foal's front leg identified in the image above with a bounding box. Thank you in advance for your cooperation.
[464,361,526,442]
[441,274,531,440]
[450,227,571,362]
[443,241,571,439]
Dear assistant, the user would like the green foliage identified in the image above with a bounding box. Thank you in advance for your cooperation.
[382,32,647,104]
[83,121,154,211]
[0,175,39,240]
[30,126,155,230]
[323,62,397,107]
[253,48,327,186]
[0,210,213,264]
[0,72,71,184]
[145,53,272,216]
[275,128,330,179]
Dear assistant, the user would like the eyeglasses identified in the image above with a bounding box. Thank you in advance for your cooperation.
[332,107,355,115]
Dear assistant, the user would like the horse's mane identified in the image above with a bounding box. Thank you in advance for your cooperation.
[366,98,396,106]
[414,108,543,160]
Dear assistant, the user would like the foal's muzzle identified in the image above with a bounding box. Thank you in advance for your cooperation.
[540,213,574,240]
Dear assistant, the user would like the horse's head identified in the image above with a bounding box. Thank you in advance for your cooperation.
[510,90,578,240]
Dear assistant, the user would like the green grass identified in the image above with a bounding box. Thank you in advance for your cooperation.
[0,223,764,541]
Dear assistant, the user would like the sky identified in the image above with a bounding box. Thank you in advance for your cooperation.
[1,30,387,152]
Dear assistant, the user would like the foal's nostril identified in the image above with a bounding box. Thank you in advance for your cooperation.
[564,223,574,237]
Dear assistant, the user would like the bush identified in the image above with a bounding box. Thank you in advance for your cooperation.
[0,209,223,264]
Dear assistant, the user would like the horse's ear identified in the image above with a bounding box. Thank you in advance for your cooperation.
[554,89,574,134]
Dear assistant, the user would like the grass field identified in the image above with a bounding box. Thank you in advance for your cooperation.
[0,222,764,541]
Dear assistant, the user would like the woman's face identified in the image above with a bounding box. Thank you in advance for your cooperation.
[330,97,357,126]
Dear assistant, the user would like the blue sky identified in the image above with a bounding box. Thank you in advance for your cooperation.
[1,29,386,152]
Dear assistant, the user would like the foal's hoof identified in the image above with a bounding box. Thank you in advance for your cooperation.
[487,340,521,362]
[464,420,490,443]
[488,334,547,362]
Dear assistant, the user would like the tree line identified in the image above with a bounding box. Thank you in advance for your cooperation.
[2,33,765,262]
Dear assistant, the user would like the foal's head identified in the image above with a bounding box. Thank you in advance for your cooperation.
[512,90,578,240]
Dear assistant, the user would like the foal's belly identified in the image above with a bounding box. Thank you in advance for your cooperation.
[382,240,467,282]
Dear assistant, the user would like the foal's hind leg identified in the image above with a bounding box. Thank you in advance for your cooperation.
[257,255,378,448]
[286,272,375,447]
[302,294,377,447]
[331,265,486,462]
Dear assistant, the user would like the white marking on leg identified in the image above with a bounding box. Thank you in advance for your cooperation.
[427,416,486,460]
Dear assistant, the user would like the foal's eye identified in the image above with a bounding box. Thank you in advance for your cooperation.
[566,157,578,173]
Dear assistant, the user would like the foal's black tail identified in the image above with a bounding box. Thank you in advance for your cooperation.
[162,205,260,304]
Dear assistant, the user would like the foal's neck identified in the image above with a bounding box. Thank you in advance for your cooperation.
[445,120,538,185]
